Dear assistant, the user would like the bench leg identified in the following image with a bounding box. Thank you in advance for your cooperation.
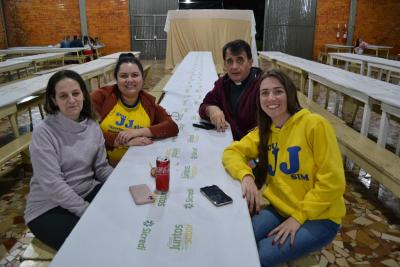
[38,104,44,119]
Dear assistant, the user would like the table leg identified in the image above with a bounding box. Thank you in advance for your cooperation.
[333,92,340,115]
[300,73,306,94]
[377,111,389,147]
[360,103,372,136]
[307,78,314,100]
[385,71,391,83]
[378,69,385,80]
[367,65,372,77]
[360,62,364,75]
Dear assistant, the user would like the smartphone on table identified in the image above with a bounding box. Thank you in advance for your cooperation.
[200,185,233,206]
[129,184,155,205]
[192,121,215,130]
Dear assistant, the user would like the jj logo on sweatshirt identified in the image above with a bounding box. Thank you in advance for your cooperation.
[268,143,307,180]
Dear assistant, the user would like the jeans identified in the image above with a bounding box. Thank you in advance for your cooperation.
[252,205,340,267]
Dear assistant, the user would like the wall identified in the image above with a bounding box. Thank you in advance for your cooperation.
[2,0,81,47]
[1,0,399,57]
[2,0,130,54]
[314,0,351,59]
[86,0,130,55]
[314,0,400,59]
[354,0,400,56]
[0,2,5,49]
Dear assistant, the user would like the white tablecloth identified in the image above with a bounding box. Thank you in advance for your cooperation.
[50,52,261,267]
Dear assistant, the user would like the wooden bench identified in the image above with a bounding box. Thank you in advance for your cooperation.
[298,92,400,198]
[151,74,172,92]
[145,74,172,104]
[0,105,32,168]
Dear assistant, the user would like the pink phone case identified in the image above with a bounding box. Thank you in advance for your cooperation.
[129,184,154,205]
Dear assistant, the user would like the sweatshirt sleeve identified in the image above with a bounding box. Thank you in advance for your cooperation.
[222,129,260,181]
[30,127,89,217]
[291,119,346,224]
[148,104,179,138]
[199,79,223,120]
[93,125,114,183]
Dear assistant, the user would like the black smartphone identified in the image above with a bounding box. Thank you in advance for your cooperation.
[200,185,233,206]
[192,121,215,130]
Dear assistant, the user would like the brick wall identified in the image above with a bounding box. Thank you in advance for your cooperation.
[314,0,351,59]
[354,0,400,56]
[3,0,81,47]
[86,0,130,55]
[1,1,398,57]
[314,0,400,59]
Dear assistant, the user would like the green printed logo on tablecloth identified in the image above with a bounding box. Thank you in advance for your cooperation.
[137,220,155,251]
[191,147,198,159]
[181,165,198,179]
[178,123,184,130]
[166,148,180,158]
[153,192,168,207]
[188,134,199,143]
[170,112,183,122]
[168,224,193,250]
[184,189,194,209]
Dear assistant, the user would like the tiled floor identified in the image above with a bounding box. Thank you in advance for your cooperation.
[0,60,399,267]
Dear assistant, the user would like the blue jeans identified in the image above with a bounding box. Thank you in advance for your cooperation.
[252,205,340,267]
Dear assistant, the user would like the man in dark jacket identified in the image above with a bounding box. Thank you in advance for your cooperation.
[199,39,263,140]
[69,35,84,48]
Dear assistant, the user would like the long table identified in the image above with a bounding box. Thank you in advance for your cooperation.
[0,47,87,63]
[364,45,392,58]
[8,53,66,72]
[0,60,31,79]
[259,51,400,151]
[0,52,140,109]
[328,53,400,81]
[324,44,353,53]
[50,52,261,267]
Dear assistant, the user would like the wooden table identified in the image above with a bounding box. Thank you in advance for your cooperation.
[8,53,66,72]
[0,60,31,80]
[328,53,400,82]
[324,44,353,53]
[258,51,400,150]
[364,45,392,58]
[0,47,86,63]
[50,52,261,267]
[0,52,141,109]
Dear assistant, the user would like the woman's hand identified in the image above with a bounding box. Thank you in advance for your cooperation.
[241,175,260,214]
[115,128,153,147]
[115,129,140,146]
[268,216,301,246]
[126,136,153,146]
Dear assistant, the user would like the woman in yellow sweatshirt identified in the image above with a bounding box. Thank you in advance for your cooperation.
[222,69,345,266]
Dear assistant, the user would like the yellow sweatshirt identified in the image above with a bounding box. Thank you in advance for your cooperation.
[222,108,346,224]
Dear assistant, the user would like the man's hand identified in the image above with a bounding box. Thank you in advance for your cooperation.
[206,106,229,132]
